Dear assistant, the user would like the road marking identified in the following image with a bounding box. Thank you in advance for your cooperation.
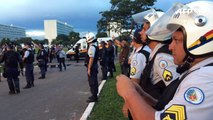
[80,80,106,120]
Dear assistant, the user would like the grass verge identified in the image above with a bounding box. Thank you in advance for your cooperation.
[88,64,128,120]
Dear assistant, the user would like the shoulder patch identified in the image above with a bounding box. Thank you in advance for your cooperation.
[162,69,173,82]
[89,51,93,55]
[130,67,136,76]
[159,60,168,69]
[160,104,187,120]
[184,87,205,105]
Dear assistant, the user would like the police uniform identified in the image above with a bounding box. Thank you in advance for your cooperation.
[156,57,213,120]
[130,46,148,79]
[36,49,46,78]
[87,42,99,101]
[1,50,23,94]
[23,48,34,88]
[150,43,179,86]
[88,43,97,58]
[140,43,180,100]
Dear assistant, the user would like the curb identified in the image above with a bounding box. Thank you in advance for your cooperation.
[80,80,106,120]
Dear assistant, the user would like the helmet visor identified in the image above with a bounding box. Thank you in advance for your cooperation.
[132,9,155,24]
[146,3,185,40]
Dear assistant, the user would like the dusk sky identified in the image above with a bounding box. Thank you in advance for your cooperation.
[0,0,197,39]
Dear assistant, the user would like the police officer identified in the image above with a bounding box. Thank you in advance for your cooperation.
[107,40,115,77]
[122,29,151,118]
[130,29,151,84]
[116,1,213,120]
[74,44,80,63]
[118,8,180,118]
[134,9,180,101]
[36,43,47,79]
[0,44,23,94]
[85,32,99,102]
[23,42,34,89]
[99,41,108,80]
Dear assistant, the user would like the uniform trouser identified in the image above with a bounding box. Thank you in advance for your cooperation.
[121,64,130,77]
[75,54,79,63]
[39,65,46,77]
[59,58,66,71]
[108,61,114,77]
[6,68,20,92]
[88,65,98,98]
[25,63,34,86]
[45,60,48,72]
[101,64,107,80]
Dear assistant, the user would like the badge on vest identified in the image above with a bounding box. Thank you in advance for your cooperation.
[132,60,138,66]
[159,60,168,69]
[130,67,136,76]
[184,87,205,105]
[89,51,93,56]
[162,69,173,81]
[160,104,187,120]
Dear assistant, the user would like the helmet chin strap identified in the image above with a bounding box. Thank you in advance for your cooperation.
[145,35,151,45]
[176,55,195,74]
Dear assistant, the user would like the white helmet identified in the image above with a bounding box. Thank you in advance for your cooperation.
[85,32,96,43]
[132,9,165,40]
[147,1,213,57]
[168,1,213,57]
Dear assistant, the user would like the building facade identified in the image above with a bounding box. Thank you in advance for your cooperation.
[44,20,73,44]
[0,24,26,41]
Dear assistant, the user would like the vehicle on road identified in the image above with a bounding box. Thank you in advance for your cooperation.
[66,38,87,60]
[66,37,113,60]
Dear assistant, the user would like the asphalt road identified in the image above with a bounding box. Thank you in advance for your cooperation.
[0,60,102,120]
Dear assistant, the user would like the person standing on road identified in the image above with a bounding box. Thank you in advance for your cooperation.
[36,43,47,79]
[22,42,35,89]
[74,44,80,63]
[0,44,23,94]
[85,32,99,103]
[58,46,66,71]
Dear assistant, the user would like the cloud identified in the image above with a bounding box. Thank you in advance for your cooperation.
[26,30,44,40]
[0,0,111,33]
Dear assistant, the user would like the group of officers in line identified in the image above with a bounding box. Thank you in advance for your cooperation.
[0,42,53,94]
[0,40,69,95]
[115,1,213,120]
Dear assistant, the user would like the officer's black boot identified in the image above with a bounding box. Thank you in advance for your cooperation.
[86,95,98,103]
[14,79,20,94]
[23,83,31,89]
[7,79,16,94]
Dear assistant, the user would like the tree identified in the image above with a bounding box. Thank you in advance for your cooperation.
[68,31,80,45]
[97,0,156,36]
[96,32,108,38]
[56,34,70,46]
[15,37,33,45]
[0,38,11,46]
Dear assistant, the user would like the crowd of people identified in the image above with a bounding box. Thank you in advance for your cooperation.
[0,42,67,94]
[0,1,212,119]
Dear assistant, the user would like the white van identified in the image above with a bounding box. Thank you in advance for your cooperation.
[66,37,113,59]
[97,37,112,44]
[66,38,88,59]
